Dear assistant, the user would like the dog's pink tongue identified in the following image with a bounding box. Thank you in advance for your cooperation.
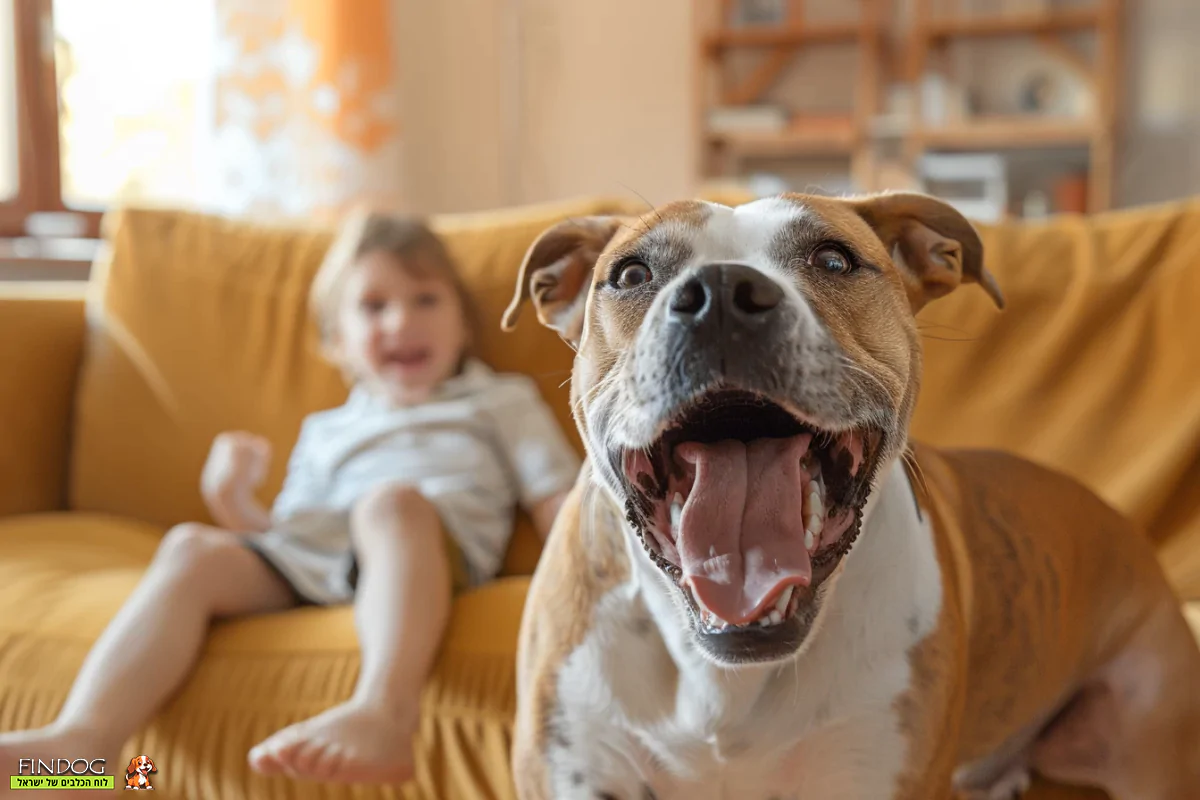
[676,435,813,625]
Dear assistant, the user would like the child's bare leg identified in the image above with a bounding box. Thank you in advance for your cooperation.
[249,485,453,783]
[0,524,294,776]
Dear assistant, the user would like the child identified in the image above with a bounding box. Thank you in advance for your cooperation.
[0,210,581,785]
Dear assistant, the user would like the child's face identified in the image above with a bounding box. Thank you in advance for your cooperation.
[332,250,469,404]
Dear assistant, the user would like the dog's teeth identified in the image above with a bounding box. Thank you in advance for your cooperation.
[774,586,793,614]
[804,528,815,551]
[670,493,683,531]
[759,616,772,627]
[768,609,783,625]
[810,491,824,518]
[809,512,824,534]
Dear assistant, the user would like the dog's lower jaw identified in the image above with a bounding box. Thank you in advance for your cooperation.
[623,512,857,669]
[623,446,910,668]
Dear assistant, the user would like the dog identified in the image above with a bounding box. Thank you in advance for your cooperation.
[124,754,156,790]
[502,192,1200,799]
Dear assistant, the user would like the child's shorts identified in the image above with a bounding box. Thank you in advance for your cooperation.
[243,509,471,606]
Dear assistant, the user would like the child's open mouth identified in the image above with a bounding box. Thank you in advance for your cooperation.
[382,348,432,370]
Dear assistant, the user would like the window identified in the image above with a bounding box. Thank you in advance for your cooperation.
[55,0,210,210]
[0,1,18,202]
[1,0,210,248]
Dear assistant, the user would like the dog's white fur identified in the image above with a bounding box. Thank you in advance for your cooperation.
[546,458,941,799]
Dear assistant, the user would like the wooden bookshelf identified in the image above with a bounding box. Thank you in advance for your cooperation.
[696,0,1124,214]
[914,116,1095,149]
[696,0,885,193]
[704,22,861,49]
[708,117,857,157]
[906,0,1123,213]
[924,7,1100,40]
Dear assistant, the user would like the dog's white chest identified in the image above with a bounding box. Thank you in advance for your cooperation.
[546,463,942,800]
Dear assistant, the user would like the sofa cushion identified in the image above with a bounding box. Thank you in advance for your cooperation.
[0,512,528,798]
[3,512,1198,800]
[912,199,1200,600]
[67,194,1200,598]
[0,284,87,518]
[68,198,643,575]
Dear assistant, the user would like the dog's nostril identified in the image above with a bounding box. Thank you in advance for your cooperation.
[732,276,782,315]
[670,278,707,316]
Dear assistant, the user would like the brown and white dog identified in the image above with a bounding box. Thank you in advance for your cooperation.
[502,193,1200,800]
[124,754,156,790]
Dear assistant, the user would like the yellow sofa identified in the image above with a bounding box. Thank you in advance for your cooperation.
[2,195,1199,800]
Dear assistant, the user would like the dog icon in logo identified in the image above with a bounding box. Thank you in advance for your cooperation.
[124,755,156,790]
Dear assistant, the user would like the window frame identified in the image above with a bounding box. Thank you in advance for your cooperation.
[0,0,100,241]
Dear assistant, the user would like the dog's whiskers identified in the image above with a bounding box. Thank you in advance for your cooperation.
[901,448,930,501]
[839,357,890,404]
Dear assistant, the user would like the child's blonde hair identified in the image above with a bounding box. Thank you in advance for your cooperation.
[309,207,478,352]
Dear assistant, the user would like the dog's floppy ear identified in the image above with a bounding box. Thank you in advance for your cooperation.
[851,192,1004,312]
[125,758,139,776]
[502,216,625,345]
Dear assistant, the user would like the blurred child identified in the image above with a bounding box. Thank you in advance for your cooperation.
[0,210,580,785]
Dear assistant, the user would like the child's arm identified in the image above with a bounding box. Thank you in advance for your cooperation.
[491,378,582,544]
[200,431,273,533]
[529,490,570,541]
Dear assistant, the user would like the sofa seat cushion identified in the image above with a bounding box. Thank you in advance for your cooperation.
[4,514,1199,800]
[0,512,526,799]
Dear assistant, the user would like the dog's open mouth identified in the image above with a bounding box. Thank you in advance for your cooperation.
[620,389,882,636]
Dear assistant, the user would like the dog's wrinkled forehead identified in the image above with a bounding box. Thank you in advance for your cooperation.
[618,196,817,278]
[504,189,1002,359]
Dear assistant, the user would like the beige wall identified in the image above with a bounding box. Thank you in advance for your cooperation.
[396,0,696,215]
[514,0,696,209]
[1115,0,1200,207]
[395,0,509,213]
[396,0,1199,215]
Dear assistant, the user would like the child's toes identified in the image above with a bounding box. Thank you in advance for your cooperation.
[248,729,304,775]
[287,736,330,777]
[308,744,347,782]
[247,743,284,775]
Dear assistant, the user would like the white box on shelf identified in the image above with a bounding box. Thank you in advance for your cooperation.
[918,153,1007,223]
[708,105,789,134]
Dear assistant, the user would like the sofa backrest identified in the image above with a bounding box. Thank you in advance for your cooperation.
[69,195,1200,597]
[910,198,1200,599]
[69,197,645,574]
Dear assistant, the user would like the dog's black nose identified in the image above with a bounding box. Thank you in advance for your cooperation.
[668,262,783,323]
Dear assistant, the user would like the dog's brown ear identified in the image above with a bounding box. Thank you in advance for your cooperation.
[503,216,625,345]
[851,192,1004,312]
[125,758,138,775]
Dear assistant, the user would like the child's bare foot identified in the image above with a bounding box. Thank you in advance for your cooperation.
[0,726,118,799]
[247,700,417,784]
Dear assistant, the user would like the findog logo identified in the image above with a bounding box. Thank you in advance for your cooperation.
[10,756,114,790]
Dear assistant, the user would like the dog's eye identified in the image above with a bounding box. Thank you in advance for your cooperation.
[615,261,652,289]
[812,246,854,276]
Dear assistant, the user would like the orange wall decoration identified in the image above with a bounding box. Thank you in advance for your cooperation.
[213,0,402,220]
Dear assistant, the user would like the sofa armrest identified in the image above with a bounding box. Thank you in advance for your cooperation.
[0,282,88,517]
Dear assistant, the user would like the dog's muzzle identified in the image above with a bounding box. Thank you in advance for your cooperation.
[606,262,886,664]
[633,262,803,401]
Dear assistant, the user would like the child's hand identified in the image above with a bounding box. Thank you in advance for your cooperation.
[201,431,271,504]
